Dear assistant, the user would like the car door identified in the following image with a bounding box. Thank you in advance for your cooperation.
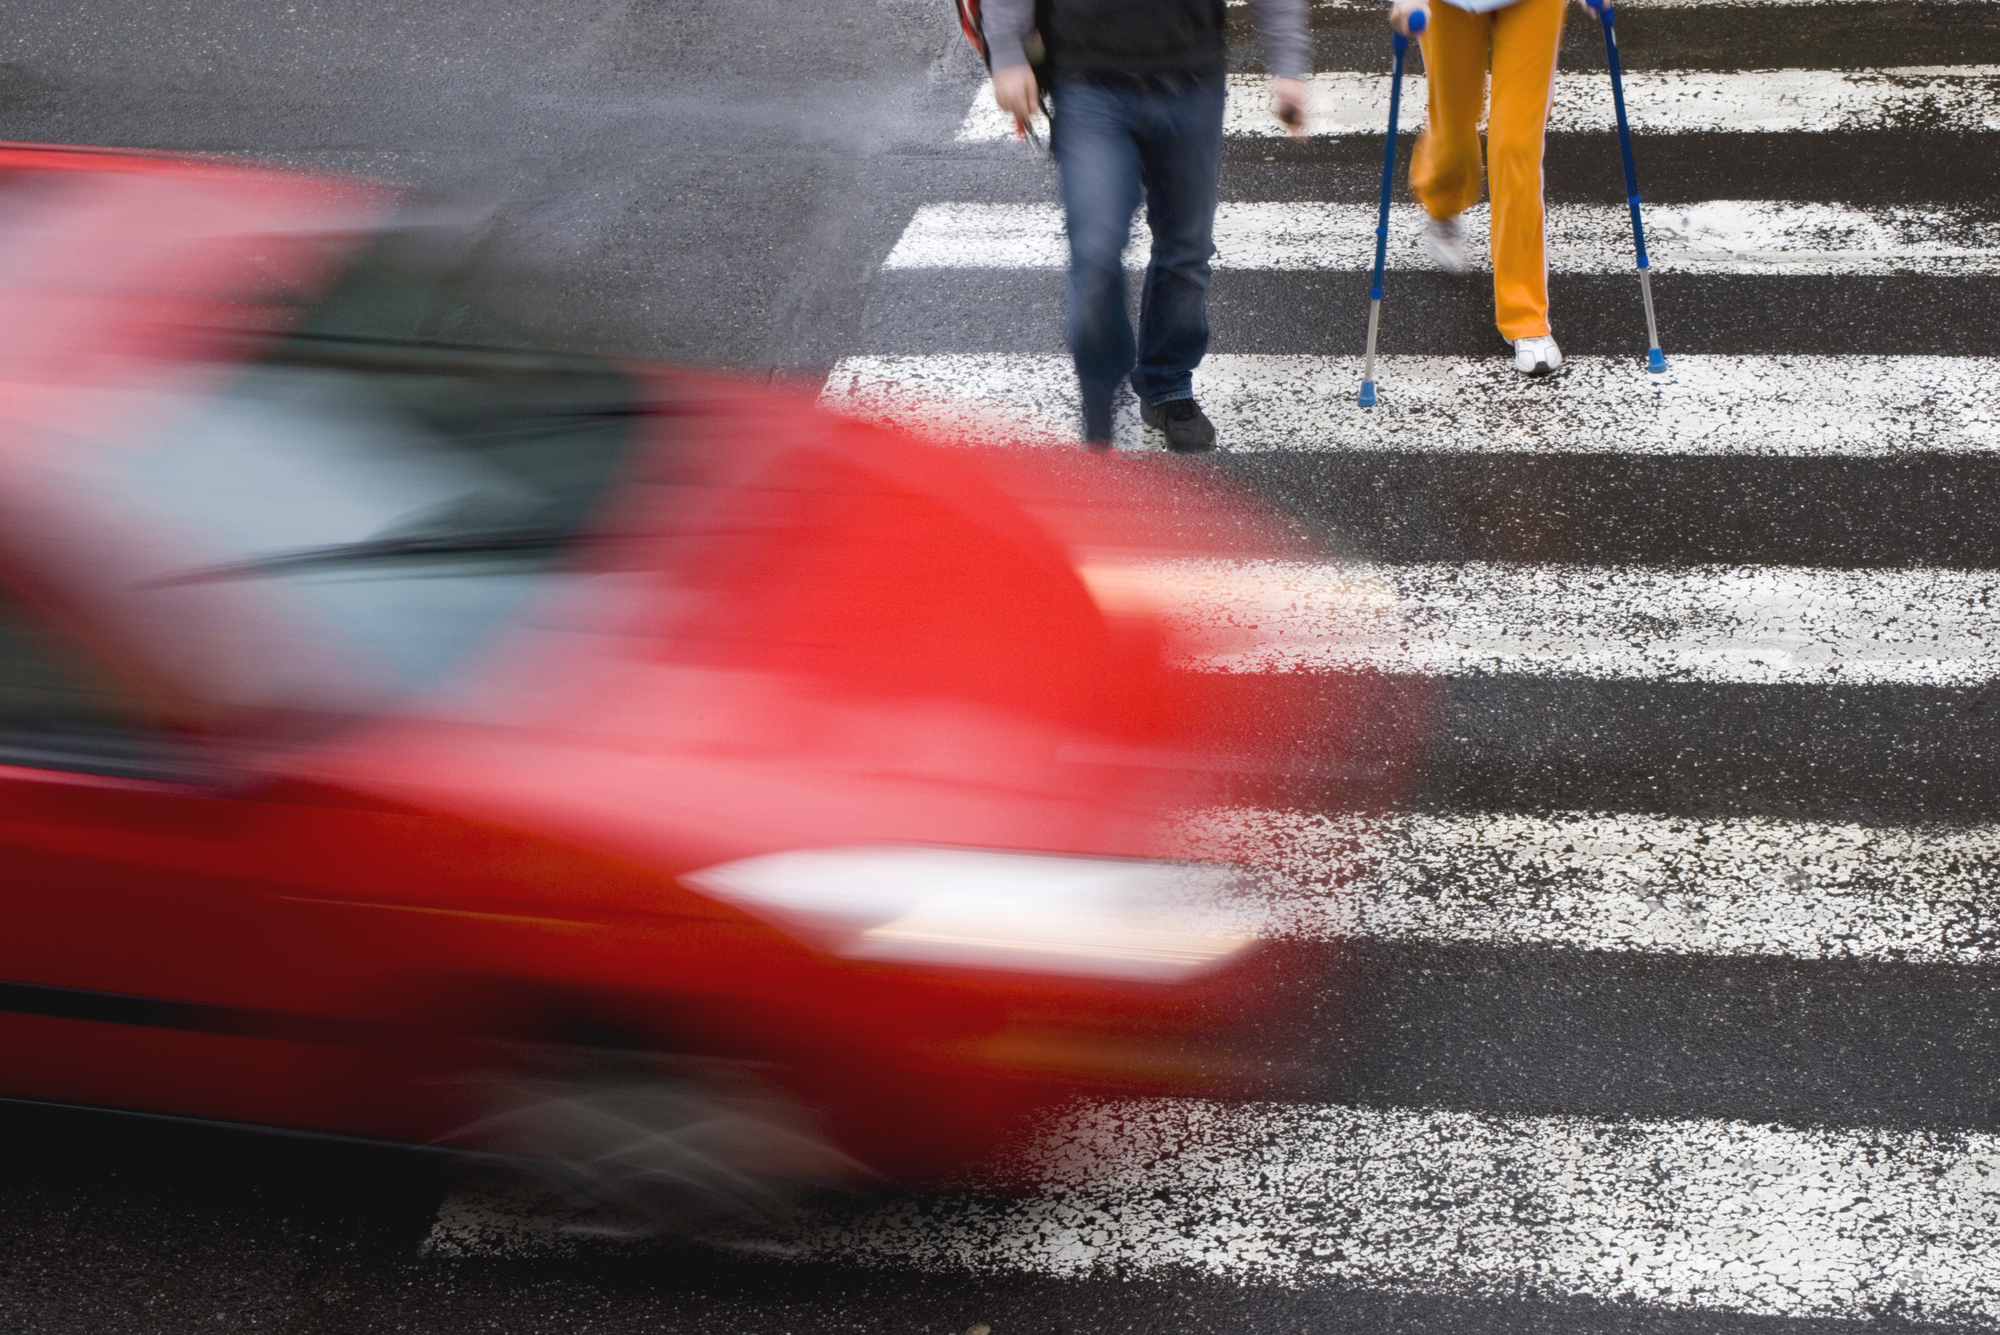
[0,581,407,1132]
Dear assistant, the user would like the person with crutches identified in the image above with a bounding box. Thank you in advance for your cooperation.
[1389,0,1569,377]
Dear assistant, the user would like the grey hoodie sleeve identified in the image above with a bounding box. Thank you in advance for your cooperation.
[1249,0,1312,80]
[982,0,1035,71]
[981,0,1310,79]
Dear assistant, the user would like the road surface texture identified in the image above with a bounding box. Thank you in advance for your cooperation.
[8,0,2000,1332]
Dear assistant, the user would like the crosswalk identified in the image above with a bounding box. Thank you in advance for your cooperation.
[444,2,2000,1326]
[801,2,2000,1323]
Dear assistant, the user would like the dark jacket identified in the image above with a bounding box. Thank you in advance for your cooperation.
[1042,0,1227,75]
[984,0,1309,81]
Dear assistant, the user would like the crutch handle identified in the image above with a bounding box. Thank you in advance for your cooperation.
[1408,8,1426,33]
[1393,11,1422,54]
[1584,0,1614,21]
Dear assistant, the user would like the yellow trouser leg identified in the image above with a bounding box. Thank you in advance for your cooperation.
[1488,0,1565,339]
[1409,0,1566,342]
[1409,1,1489,225]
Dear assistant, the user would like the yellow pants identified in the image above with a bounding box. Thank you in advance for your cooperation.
[1409,0,1567,340]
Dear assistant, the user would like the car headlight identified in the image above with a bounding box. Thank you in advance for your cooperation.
[684,846,1262,983]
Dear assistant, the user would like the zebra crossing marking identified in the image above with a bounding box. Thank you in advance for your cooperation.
[821,353,2000,455]
[883,200,2000,275]
[425,1102,2000,1328]
[958,67,2000,139]
[791,1100,2000,1325]
[1176,807,2000,962]
[608,12,2000,1327]
[1130,557,2000,683]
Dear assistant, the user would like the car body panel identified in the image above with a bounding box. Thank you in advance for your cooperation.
[0,143,1381,1181]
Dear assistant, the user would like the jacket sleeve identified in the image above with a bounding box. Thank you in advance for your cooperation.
[1248,0,1312,79]
[982,0,1037,71]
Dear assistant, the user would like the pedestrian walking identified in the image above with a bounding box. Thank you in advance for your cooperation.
[1390,0,1568,376]
[984,0,1311,451]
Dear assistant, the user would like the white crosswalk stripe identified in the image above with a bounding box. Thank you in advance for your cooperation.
[958,68,2000,139]
[821,353,2000,454]
[1136,557,2000,684]
[1174,807,2000,962]
[429,1102,2000,1326]
[884,200,2000,274]
[796,1101,2000,1324]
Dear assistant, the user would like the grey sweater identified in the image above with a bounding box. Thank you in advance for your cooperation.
[983,0,1310,81]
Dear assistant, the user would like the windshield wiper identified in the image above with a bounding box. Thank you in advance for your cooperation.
[146,530,574,586]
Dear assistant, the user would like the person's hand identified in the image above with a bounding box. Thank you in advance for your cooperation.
[1389,0,1430,35]
[1270,77,1308,139]
[992,64,1040,137]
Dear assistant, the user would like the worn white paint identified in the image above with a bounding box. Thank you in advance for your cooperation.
[1173,807,2000,962]
[1126,558,2000,684]
[959,67,2000,139]
[804,1102,2000,1325]
[883,200,2000,275]
[427,1102,2000,1326]
[819,353,2000,456]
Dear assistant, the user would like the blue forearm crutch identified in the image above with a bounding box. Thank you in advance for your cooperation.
[1358,7,1424,409]
[1589,0,1666,372]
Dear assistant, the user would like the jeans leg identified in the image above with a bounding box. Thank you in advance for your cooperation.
[1132,71,1224,407]
[1052,79,1145,441]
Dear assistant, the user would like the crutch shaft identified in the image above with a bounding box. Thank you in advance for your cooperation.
[1639,267,1661,353]
[1359,21,1415,407]
[1594,0,1666,370]
[1362,298,1383,385]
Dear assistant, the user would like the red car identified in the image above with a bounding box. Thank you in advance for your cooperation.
[0,144,1359,1221]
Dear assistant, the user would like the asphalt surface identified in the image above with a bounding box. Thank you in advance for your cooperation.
[7,1,2000,1332]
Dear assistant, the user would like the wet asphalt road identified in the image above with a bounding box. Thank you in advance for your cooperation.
[7,1,2000,1332]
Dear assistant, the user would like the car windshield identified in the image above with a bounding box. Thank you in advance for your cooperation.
[102,233,641,692]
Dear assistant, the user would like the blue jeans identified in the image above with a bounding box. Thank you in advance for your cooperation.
[1051,69,1226,442]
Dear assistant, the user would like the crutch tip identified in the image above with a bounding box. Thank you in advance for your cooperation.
[1647,348,1667,373]
[1358,381,1378,408]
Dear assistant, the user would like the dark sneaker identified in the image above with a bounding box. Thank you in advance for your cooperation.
[1080,437,1113,454]
[1141,398,1217,452]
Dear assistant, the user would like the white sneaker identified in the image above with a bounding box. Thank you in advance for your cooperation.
[1423,215,1468,273]
[1512,334,1563,377]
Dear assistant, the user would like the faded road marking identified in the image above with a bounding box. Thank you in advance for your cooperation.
[884,200,2000,275]
[960,68,2000,139]
[821,353,2000,456]
[1176,807,2000,963]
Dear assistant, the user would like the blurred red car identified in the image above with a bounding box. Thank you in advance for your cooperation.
[0,143,1352,1218]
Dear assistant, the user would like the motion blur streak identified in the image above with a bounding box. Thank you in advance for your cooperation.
[0,143,1421,1225]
